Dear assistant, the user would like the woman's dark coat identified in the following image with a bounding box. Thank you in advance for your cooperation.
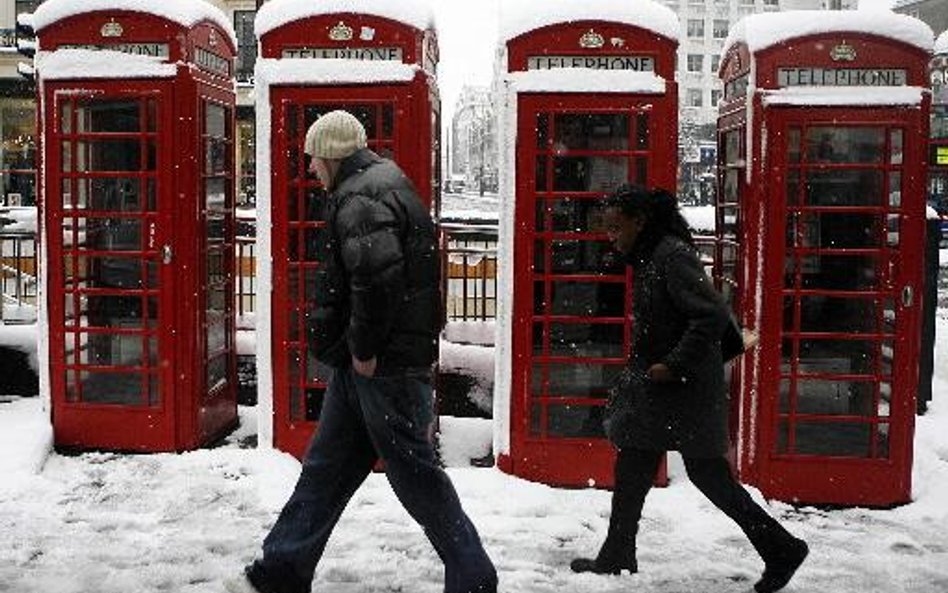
[604,235,731,457]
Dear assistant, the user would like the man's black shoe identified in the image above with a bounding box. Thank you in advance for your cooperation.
[465,574,498,593]
[224,561,307,593]
[570,556,638,575]
[754,537,808,593]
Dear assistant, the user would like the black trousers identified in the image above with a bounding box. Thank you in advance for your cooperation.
[261,369,496,593]
[601,448,796,564]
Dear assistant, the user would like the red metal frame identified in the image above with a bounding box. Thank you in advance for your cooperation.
[505,94,676,488]
[757,109,924,506]
[261,11,438,459]
[718,32,930,507]
[46,83,178,451]
[268,82,438,459]
[714,116,749,469]
[192,86,239,447]
[498,20,678,488]
[40,11,237,452]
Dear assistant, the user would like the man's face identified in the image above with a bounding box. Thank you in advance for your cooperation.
[604,206,645,255]
[308,155,334,187]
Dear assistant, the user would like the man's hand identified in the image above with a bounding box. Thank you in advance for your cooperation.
[352,356,377,378]
[647,363,677,383]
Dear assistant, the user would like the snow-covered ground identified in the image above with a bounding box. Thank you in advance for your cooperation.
[1,240,946,593]
[441,191,501,221]
[1,304,947,592]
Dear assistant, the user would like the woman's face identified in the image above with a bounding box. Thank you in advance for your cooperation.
[604,206,645,255]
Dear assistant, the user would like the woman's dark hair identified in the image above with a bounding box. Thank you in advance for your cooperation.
[604,184,695,254]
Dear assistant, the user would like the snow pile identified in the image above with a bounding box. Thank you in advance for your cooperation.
[0,309,947,592]
[0,398,51,479]
[936,29,948,55]
[235,329,256,357]
[441,340,495,414]
[0,324,39,372]
[906,399,948,518]
[499,0,679,43]
[438,417,492,467]
[255,0,435,38]
[36,49,177,80]
[762,86,926,106]
[444,320,496,347]
[505,69,665,94]
[32,0,236,48]
[724,10,934,56]
[255,58,419,86]
[441,192,500,221]
[0,206,38,233]
[682,205,715,232]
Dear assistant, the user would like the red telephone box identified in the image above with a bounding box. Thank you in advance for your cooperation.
[254,1,439,457]
[493,5,680,488]
[717,12,933,506]
[34,1,238,452]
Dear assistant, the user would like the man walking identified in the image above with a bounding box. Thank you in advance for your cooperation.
[227,110,497,593]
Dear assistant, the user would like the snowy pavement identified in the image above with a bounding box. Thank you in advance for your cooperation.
[1,269,947,593]
[2,382,948,593]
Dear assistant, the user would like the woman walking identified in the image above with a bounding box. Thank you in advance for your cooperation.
[570,184,808,593]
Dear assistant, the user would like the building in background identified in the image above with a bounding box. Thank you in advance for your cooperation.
[450,85,497,194]
[0,0,42,207]
[226,1,259,207]
[670,0,854,203]
[892,0,948,38]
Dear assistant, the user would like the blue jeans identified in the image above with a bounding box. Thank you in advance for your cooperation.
[260,368,496,593]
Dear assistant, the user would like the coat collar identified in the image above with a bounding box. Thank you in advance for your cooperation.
[333,148,382,190]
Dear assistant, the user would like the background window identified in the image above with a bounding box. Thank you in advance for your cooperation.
[0,99,37,206]
[711,90,723,106]
[713,20,730,39]
[687,19,705,38]
[687,54,704,73]
[687,89,704,107]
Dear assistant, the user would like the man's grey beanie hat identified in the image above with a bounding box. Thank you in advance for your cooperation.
[304,110,368,159]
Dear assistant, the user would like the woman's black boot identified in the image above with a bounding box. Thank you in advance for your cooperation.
[570,542,637,575]
[569,555,637,575]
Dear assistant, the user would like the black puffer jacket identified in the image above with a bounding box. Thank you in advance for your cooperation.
[604,234,730,457]
[307,149,441,371]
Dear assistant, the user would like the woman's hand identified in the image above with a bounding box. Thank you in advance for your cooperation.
[647,363,677,383]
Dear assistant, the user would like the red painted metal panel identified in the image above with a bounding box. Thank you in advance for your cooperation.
[268,78,438,459]
[508,93,677,488]
[755,108,924,507]
[39,12,238,452]
[259,13,428,68]
[45,81,179,452]
[505,21,678,82]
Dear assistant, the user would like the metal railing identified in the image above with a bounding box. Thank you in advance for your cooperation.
[236,235,257,318]
[0,229,38,324]
[0,216,504,326]
[442,220,498,321]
